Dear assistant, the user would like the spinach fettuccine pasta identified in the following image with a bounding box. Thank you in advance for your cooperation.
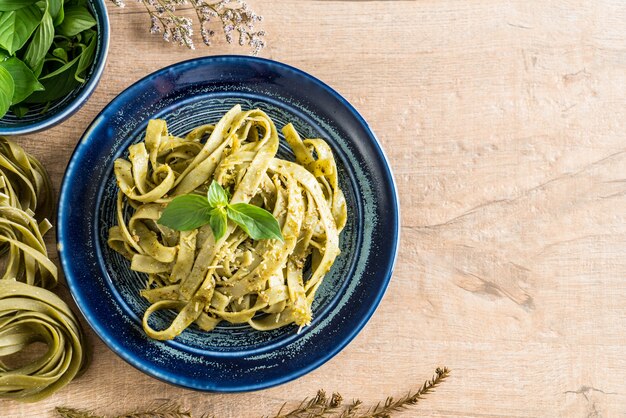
[0,137,88,402]
[108,105,347,340]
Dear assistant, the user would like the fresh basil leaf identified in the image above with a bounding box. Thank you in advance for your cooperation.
[82,27,95,42]
[23,57,78,102]
[52,46,67,62]
[31,55,43,77]
[38,53,78,79]
[157,194,213,231]
[227,203,283,241]
[207,180,228,208]
[0,49,8,61]
[0,66,14,117]
[0,5,43,55]
[75,30,95,82]
[0,0,38,11]
[0,57,44,104]
[47,0,63,23]
[43,56,65,66]
[52,38,67,49]
[11,104,28,117]
[57,6,95,37]
[54,2,64,25]
[24,10,54,71]
[65,0,87,7]
[208,207,227,241]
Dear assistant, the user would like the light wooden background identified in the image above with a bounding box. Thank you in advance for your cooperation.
[3,0,626,417]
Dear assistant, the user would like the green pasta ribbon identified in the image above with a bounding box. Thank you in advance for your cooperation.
[0,137,54,222]
[0,137,88,402]
[108,105,347,340]
[0,280,87,402]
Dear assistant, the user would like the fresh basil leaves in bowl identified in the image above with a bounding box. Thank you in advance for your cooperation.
[0,0,109,135]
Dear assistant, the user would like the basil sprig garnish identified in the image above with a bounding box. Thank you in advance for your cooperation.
[0,0,97,118]
[158,181,284,242]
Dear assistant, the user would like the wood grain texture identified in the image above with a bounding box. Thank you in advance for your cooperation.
[3,0,626,416]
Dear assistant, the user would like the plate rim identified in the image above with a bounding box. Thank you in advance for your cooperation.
[57,55,400,392]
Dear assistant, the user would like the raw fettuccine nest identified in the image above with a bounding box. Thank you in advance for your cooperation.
[0,137,88,402]
[108,105,347,340]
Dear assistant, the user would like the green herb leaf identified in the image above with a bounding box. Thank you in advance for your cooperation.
[66,0,88,7]
[75,29,95,82]
[23,56,79,103]
[0,5,42,55]
[11,104,28,117]
[208,207,227,241]
[52,46,68,62]
[0,66,14,117]
[83,27,95,41]
[24,10,54,71]
[54,6,64,26]
[0,0,38,12]
[38,53,79,79]
[156,184,283,242]
[0,57,44,104]
[207,180,228,208]
[57,5,95,37]
[48,0,63,23]
[31,56,44,77]
[227,203,283,241]
[157,194,213,231]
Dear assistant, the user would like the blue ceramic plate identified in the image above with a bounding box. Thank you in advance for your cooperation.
[58,56,399,392]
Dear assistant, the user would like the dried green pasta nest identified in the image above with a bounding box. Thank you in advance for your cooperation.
[0,137,88,402]
[0,138,54,223]
[0,280,87,402]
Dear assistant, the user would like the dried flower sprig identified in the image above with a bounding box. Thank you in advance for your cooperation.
[342,367,451,418]
[55,400,192,418]
[271,390,344,418]
[110,0,266,54]
[54,367,450,418]
[117,400,193,418]
[55,407,102,418]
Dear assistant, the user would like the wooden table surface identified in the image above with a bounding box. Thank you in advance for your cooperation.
[4,1,626,417]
